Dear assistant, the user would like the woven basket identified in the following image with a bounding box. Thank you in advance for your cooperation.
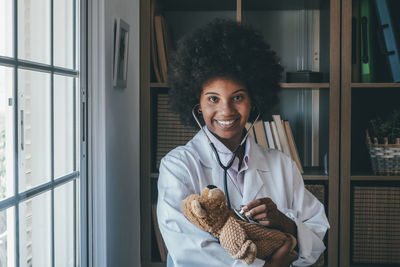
[366,132,400,175]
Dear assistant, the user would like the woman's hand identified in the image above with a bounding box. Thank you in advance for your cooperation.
[242,198,297,237]
[263,238,298,267]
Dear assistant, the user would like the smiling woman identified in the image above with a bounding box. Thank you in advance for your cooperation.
[157,19,329,267]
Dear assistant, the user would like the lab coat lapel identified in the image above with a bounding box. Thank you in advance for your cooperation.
[242,136,271,204]
[242,169,269,204]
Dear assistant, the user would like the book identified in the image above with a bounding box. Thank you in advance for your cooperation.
[352,0,361,82]
[152,204,168,262]
[264,121,275,149]
[150,0,162,83]
[284,120,304,174]
[272,115,291,157]
[360,0,375,82]
[270,121,282,151]
[154,15,168,82]
[253,120,268,148]
[245,122,255,139]
[374,0,400,82]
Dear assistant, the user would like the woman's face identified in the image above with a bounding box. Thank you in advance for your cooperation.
[199,77,252,151]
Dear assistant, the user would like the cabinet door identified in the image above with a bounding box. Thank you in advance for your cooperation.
[242,1,339,266]
[341,0,400,266]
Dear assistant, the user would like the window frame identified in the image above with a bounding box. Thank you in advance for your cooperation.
[0,0,87,266]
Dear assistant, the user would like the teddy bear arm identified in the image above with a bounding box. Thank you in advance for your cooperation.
[219,216,257,264]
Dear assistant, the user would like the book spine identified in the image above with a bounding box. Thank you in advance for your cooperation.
[272,115,291,156]
[270,121,282,151]
[284,120,304,174]
[254,120,269,148]
[264,121,275,149]
[154,15,168,82]
[360,0,375,82]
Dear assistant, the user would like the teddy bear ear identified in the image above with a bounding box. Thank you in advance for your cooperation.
[208,188,226,202]
[191,199,206,218]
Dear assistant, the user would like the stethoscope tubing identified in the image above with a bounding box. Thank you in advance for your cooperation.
[191,104,260,208]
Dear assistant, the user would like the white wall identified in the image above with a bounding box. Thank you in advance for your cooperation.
[104,0,140,266]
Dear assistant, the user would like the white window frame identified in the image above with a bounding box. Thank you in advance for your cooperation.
[0,0,88,266]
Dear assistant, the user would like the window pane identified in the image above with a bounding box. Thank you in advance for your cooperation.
[0,207,15,267]
[0,0,14,57]
[18,70,51,192]
[54,0,74,69]
[18,0,50,64]
[0,66,15,200]
[54,75,74,178]
[19,191,51,267]
[54,181,74,267]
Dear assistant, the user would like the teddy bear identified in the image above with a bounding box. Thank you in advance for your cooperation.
[182,185,297,265]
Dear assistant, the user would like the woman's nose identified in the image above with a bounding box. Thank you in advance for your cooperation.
[219,101,234,115]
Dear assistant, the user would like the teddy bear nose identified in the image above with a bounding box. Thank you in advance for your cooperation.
[207,185,217,189]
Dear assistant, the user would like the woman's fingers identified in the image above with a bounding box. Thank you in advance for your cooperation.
[243,198,275,212]
[245,203,268,218]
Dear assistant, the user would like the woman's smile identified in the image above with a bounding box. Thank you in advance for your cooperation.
[199,77,252,151]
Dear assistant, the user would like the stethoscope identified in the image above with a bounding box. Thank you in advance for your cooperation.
[191,104,260,214]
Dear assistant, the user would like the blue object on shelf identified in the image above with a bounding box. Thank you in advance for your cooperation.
[374,0,400,82]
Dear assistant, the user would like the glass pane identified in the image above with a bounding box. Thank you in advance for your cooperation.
[54,75,74,178]
[0,66,15,200]
[54,181,74,267]
[18,70,51,192]
[54,0,74,69]
[18,0,50,64]
[0,207,15,267]
[242,1,330,83]
[278,87,329,173]
[19,191,51,267]
[0,0,14,57]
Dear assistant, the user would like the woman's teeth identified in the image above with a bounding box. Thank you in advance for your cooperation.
[217,119,235,126]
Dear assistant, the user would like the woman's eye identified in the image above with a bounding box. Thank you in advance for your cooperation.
[208,96,218,102]
[233,95,244,101]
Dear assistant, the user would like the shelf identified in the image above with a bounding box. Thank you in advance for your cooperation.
[351,175,400,182]
[160,0,329,11]
[150,82,330,89]
[150,82,168,88]
[280,83,329,88]
[351,83,400,88]
[161,0,236,11]
[243,0,329,11]
[303,175,329,181]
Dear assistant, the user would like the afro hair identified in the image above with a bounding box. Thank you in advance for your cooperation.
[167,18,283,128]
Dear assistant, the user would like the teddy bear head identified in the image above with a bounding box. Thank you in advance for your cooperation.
[182,185,231,235]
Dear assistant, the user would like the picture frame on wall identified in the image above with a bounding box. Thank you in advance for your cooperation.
[113,18,130,88]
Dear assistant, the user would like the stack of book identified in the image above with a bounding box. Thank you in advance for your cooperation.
[248,115,304,174]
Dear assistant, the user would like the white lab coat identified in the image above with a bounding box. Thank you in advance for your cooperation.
[157,130,329,267]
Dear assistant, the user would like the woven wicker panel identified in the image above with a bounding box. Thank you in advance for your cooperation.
[156,94,198,169]
[352,186,400,264]
[305,184,326,267]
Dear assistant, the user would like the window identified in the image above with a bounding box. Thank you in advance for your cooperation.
[0,0,83,266]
